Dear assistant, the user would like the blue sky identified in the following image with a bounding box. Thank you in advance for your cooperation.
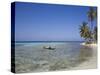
[15,2,97,41]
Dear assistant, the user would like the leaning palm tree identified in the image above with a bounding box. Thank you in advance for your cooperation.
[79,22,91,42]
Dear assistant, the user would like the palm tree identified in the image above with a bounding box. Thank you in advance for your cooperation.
[87,7,97,42]
[79,22,91,42]
[87,7,96,31]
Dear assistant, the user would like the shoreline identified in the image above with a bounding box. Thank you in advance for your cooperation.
[80,42,97,47]
[72,42,97,70]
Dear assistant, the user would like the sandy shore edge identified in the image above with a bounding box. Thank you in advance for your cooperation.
[80,42,97,47]
[71,43,97,70]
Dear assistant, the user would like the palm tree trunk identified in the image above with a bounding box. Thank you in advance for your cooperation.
[91,21,94,42]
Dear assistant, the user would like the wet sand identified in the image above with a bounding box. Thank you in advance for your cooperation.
[71,45,97,70]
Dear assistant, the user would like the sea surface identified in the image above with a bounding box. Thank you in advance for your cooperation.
[15,41,96,73]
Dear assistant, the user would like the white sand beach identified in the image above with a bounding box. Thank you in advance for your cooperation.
[81,42,97,47]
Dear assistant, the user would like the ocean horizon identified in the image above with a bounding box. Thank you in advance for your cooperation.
[15,41,84,43]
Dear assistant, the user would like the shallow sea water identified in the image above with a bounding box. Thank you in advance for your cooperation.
[15,42,96,73]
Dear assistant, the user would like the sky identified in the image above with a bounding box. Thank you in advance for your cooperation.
[15,2,97,41]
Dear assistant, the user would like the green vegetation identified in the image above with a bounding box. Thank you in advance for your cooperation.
[79,22,91,42]
[79,7,97,44]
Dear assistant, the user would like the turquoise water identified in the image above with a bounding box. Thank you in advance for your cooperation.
[15,42,95,73]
